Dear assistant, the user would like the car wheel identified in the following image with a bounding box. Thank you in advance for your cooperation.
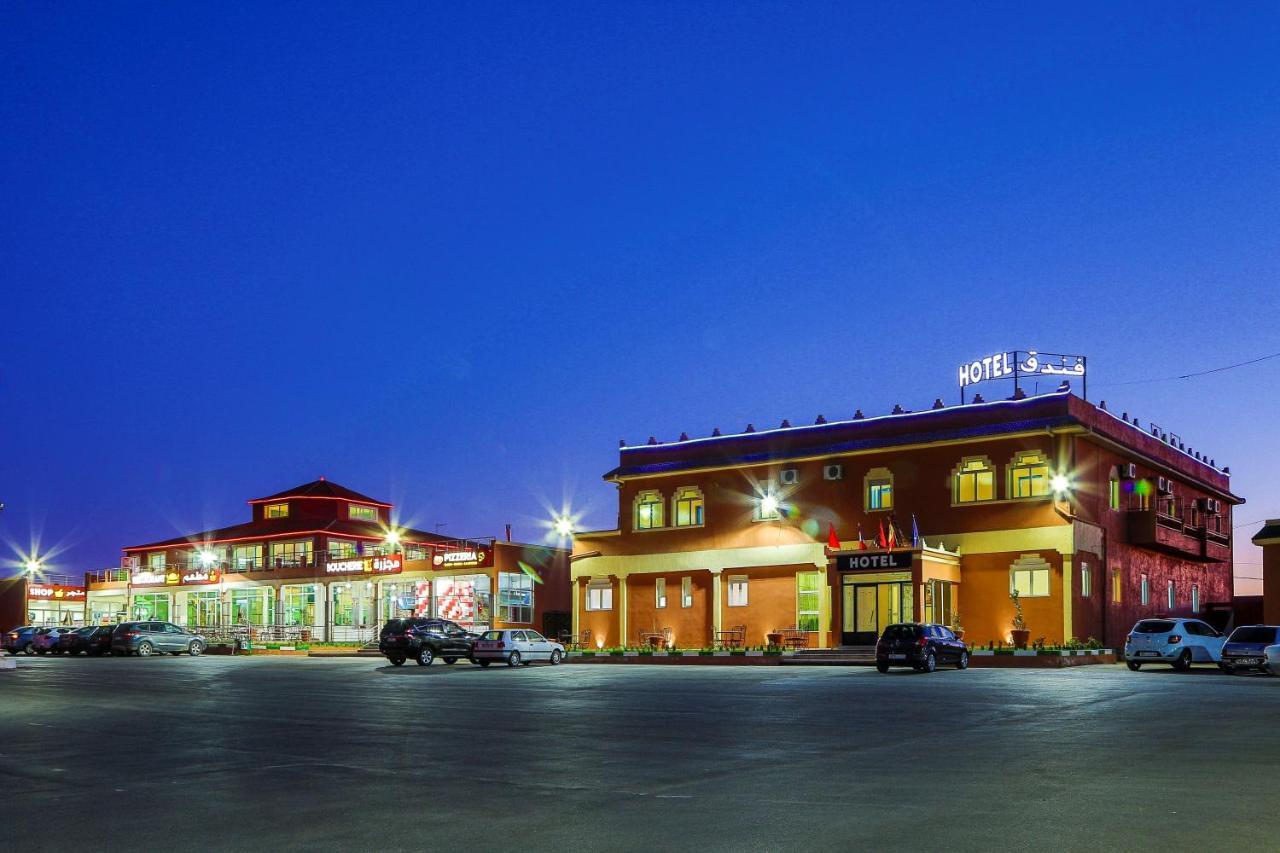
[137,641,154,657]
[416,647,434,666]
[1172,650,1192,671]
[478,659,492,667]
[957,651,969,670]
[189,641,204,656]
[507,651,521,668]
[388,654,406,667]
[1218,663,1235,675]
[22,643,34,655]
[1258,667,1275,677]
[876,663,890,673]
[1126,661,1142,671]
[922,652,936,673]
[550,649,563,665]
[443,657,457,665]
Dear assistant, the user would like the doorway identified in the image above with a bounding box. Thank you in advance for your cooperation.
[840,578,914,645]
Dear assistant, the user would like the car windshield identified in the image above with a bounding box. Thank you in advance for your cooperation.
[1133,620,1177,634]
[882,625,919,640]
[1229,627,1279,644]
[482,631,504,640]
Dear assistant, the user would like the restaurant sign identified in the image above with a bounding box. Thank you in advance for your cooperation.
[836,551,914,572]
[131,569,222,587]
[324,554,403,576]
[432,548,492,569]
[28,583,87,600]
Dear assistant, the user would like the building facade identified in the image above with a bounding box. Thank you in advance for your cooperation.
[1251,520,1280,625]
[0,576,88,630]
[83,478,571,641]
[571,391,1240,649]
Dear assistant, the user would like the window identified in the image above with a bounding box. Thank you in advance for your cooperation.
[1112,568,1122,603]
[953,457,995,503]
[753,484,781,521]
[271,539,314,568]
[727,576,748,607]
[148,552,166,570]
[1109,477,1121,511]
[655,578,667,609]
[231,588,273,626]
[1167,580,1175,610]
[498,573,534,623]
[681,576,693,608]
[327,538,358,560]
[1140,573,1150,605]
[634,490,665,530]
[1010,555,1050,598]
[132,593,170,621]
[186,591,220,626]
[264,502,289,519]
[865,468,893,511]
[233,543,264,572]
[586,582,613,611]
[1081,563,1091,598]
[282,585,316,627]
[797,572,821,632]
[673,487,705,527]
[1009,451,1052,498]
[1191,584,1200,613]
[348,504,377,522]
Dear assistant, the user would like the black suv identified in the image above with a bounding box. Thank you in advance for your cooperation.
[875,623,969,673]
[379,618,477,667]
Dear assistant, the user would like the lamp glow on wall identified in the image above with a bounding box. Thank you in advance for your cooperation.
[595,634,605,649]
[385,529,402,553]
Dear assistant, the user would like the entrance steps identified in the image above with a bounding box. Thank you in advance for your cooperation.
[781,646,877,666]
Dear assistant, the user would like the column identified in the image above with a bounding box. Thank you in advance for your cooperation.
[571,579,580,638]
[1061,555,1074,645]
[710,568,723,639]
[617,575,628,647]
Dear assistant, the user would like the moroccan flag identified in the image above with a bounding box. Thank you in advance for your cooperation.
[857,523,867,550]
[887,519,897,549]
[827,523,840,550]
[877,519,887,549]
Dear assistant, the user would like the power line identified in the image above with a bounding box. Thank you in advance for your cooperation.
[1097,351,1280,388]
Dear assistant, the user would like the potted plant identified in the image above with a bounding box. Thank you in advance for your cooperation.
[1009,590,1030,649]
[952,612,965,642]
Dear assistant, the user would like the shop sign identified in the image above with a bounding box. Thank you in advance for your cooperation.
[325,554,403,576]
[177,569,221,586]
[432,548,491,568]
[131,570,168,587]
[28,583,87,601]
[836,551,914,572]
[958,351,1086,390]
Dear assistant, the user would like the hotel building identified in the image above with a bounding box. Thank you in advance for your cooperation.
[570,390,1240,649]
[84,478,570,641]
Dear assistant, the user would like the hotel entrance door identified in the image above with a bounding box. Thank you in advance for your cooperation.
[841,577,914,646]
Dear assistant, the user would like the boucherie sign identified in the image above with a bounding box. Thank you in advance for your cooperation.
[324,554,403,576]
[28,583,87,600]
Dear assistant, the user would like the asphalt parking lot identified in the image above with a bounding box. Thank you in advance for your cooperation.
[2,656,1277,852]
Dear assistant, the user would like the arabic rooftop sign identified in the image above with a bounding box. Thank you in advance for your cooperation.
[957,351,1087,402]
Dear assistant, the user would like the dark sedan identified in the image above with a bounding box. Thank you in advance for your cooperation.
[59,626,115,656]
[379,617,477,666]
[876,623,969,673]
[1219,625,1280,675]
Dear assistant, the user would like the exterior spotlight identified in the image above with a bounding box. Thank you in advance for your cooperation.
[553,517,574,538]
[760,494,779,516]
[1050,474,1071,496]
[385,530,402,549]
[199,549,217,568]
[595,635,605,650]
[25,559,41,575]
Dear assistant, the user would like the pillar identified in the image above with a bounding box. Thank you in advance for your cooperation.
[710,568,723,639]
[617,575,628,646]
[1061,554,1074,645]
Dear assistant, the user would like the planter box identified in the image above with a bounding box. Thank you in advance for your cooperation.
[970,649,1116,668]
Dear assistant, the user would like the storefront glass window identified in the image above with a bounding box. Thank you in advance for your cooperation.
[332,583,376,628]
[282,585,316,627]
[231,588,273,626]
[796,572,821,632]
[186,591,220,627]
[133,593,170,621]
[434,576,491,628]
[498,572,534,624]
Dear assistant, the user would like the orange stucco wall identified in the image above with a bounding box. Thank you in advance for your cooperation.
[719,565,809,647]
[960,550,1064,646]
[577,577,620,648]
[625,571,712,648]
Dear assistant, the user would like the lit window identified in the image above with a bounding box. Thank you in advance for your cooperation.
[634,491,665,530]
[233,543,264,572]
[673,487,705,527]
[327,538,358,559]
[1010,555,1050,598]
[865,468,893,511]
[1191,584,1200,613]
[148,552,166,570]
[271,539,314,568]
[727,576,748,607]
[348,504,377,522]
[264,503,289,519]
[1140,573,1150,605]
[1009,452,1052,499]
[681,576,693,608]
[655,577,667,609]
[498,572,534,623]
[953,457,995,504]
[753,484,781,521]
[1109,477,1121,511]
[1167,580,1175,610]
[586,582,613,611]
[797,572,821,632]
[1112,568,1122,603]
[1081,563,1091,598]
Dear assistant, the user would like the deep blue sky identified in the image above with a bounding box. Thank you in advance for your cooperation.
[3,4,1277,592]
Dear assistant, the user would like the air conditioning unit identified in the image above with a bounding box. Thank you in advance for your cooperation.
[823,464,843,481]
[780,468,799,485]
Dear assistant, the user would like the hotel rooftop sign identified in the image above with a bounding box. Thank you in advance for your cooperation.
[958,350,1087,403]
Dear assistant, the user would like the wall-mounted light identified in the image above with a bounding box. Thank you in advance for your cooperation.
[760,494,779,516]
[199,549,217,568]
[595,634,605,650]
[553,516,574,539]
[24,558,41,575]
[1050,474,1072,497]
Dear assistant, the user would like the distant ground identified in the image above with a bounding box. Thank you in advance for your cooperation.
[1,656,1277,852]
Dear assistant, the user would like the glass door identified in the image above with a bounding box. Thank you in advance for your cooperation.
[842,584,879,646]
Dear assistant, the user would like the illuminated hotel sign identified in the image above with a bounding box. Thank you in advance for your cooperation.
[28,583,87,600]
[432,548,491,569]
[325,555,403,576]
[836,551,914,572]
[958,351,1087,399]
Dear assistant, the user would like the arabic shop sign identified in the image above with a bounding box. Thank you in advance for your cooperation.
[131,569,221,587]
[28,583,87,600]
[837,551,914,572]
[432,548,491,568]
[958,351,1086,390]
[324,554,403,576]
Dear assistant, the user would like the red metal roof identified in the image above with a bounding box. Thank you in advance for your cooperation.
[247,478,391,507]
[123,518,448,552]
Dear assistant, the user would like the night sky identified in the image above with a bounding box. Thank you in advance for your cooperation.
[3,4,1277,593]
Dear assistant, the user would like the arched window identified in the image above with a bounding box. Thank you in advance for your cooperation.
[864,468,893,512]
[1008,451,1051,499]
[952,456,995,504]
[634,490,665,530]
[672,486,704,527]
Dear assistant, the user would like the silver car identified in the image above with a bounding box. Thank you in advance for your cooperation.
[471,629,565,668]
[1125,618,1224,670]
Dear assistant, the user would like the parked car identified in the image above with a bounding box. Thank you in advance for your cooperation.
[379,617,477,666]
[1266,644,1280,676]
[1219,625,1280,675]
[875,623,968,673]
[110,621,206,657]
[1124,618,1224,671]
[4,625,38,656]
[471,629,565,667]
[59,626,115,656]
[32,626,79,655]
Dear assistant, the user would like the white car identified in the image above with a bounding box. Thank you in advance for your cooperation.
[1266,645,1280,676]
[1125,618,1225,671]
[472,629,565,668]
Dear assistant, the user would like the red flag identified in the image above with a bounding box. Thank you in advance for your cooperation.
[858,523,867,550]
[827,523,840,550]
[877,519,887,549]
[887,520,897,549]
